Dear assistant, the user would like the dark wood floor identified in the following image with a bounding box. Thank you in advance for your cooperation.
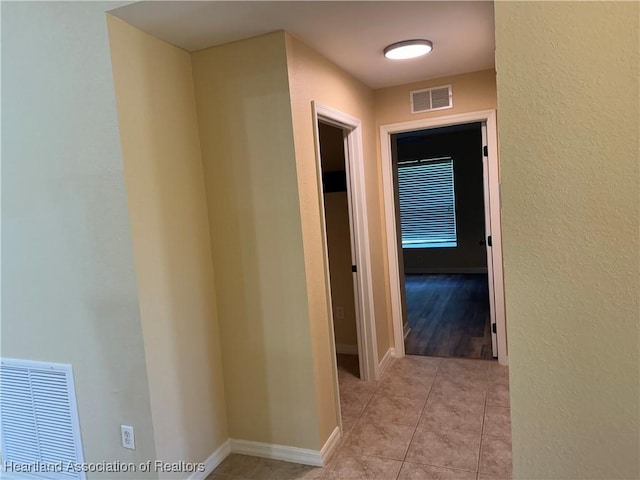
[403,274,493,360]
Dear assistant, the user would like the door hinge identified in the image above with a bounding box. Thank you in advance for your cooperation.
[492,323,497,334]
[487,235,492,247]
[483,145,488,157]
[351,265,357,273]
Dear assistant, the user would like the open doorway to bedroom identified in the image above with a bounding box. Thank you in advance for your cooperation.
[392,121,494,359]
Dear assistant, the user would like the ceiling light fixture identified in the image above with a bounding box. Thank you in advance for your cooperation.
[384,39,433,60]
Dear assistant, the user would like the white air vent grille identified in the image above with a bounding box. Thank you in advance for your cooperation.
[1,359,85,480]
[410,85,453,113]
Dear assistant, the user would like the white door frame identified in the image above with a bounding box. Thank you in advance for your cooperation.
[312,102,379,382]
[380,109,508,365]
[481,123,498,357]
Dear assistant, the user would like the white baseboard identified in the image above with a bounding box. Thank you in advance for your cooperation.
[230,438,322,467]
[228,426,341,468]
[187,427,340,477]
[320,427,341,465]
[377,347,395,378]
[335,343,358,355]
[187,439,231,480]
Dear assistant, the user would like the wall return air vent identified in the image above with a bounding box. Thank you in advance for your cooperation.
[0,358,86,480]
[410,85,453,114]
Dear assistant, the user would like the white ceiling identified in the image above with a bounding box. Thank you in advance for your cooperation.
[110,1,495,90]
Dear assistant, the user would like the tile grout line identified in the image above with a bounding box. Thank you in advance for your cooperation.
[396,361,441,479]
[338,359,393,465]
[476,373,491,477]
[215,360,506,480]
[483,433,512,439]
[401,459,480,475]
[336,357,507,480]
[335,365,372,459]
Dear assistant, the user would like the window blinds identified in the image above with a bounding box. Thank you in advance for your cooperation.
[397,157,457,248]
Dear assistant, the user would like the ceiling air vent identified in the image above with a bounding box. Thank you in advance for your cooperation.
[1,358,86,480]
[410,85,453,114]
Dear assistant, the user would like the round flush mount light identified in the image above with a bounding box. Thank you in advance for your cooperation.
[384,39,433,60]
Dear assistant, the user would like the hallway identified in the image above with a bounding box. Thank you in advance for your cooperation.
[209,354,512,479]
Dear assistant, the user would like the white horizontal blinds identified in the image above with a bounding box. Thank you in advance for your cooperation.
[397,157,457,248]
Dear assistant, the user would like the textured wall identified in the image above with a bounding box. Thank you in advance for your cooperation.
[107,16,229,474]
[495,2,639,478]
[1,3,157,475]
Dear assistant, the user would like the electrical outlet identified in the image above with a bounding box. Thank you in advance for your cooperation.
[121,425,135,450]
[336,307,344,319]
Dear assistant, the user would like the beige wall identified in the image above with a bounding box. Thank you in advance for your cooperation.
[285,32,395,442]
[285,33,391,361]
[374,69,498,341]
[324,193,358,348]
[375,69,497,126]
[1,3,157,476]
[192,32,322,450]
[495,2,639,479]
[107,16,228,474]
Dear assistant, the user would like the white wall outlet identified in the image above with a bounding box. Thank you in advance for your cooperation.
[121,425,135,450]
[336,307,344,319]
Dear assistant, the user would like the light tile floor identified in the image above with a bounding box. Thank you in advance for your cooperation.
[208,354,512,479]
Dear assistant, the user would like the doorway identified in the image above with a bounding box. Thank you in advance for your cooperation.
[393,122,493,359]
[381,110,507,365]
[318,122,361,377]
[312,102,379,384]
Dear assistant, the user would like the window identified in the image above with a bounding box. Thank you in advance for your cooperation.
[397,156,457,248]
